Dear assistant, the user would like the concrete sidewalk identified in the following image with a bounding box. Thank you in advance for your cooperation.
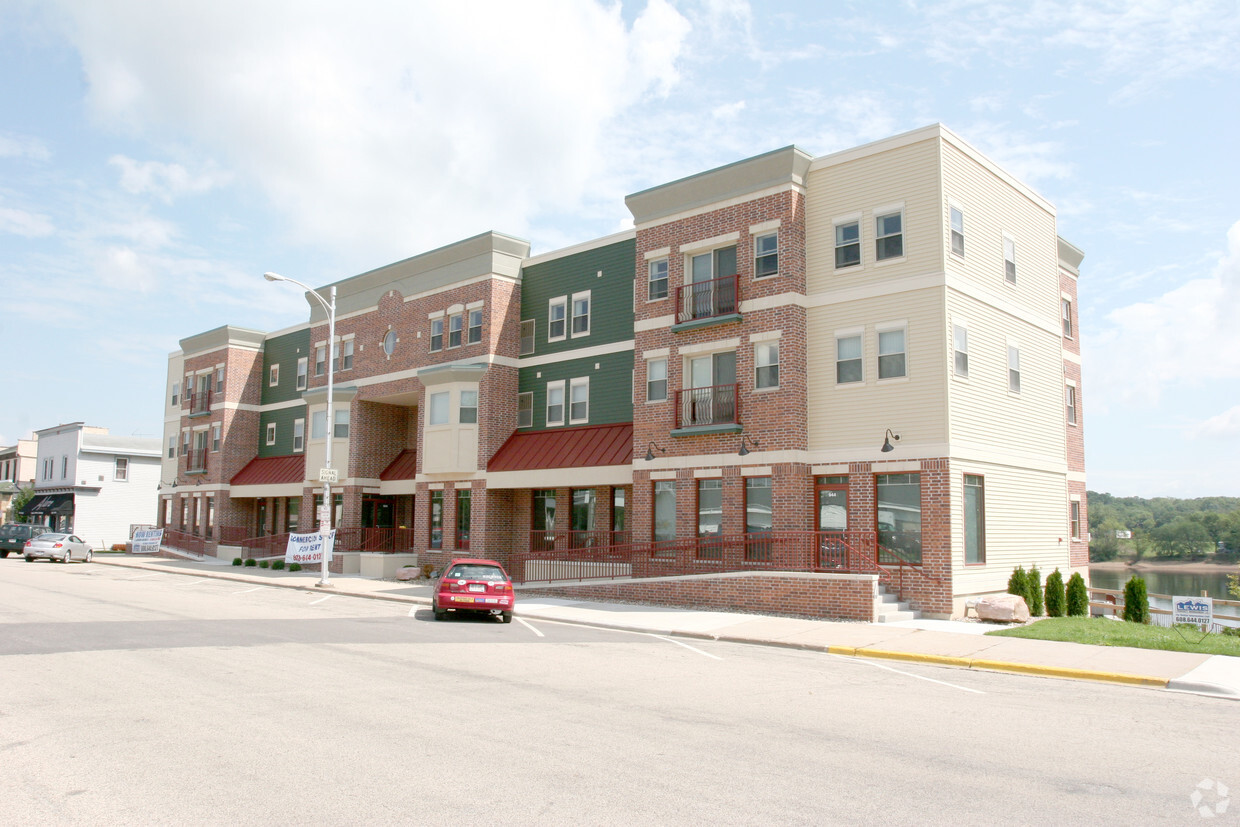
[92,555,1240,700]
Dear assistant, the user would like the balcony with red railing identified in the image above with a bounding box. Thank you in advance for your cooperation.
[186,389,212,417]
[675,274,738,327]
[184,448,207,475]
[675,384,738,429]
[528,529,633,553]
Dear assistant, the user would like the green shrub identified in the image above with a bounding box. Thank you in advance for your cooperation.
[272,559,285,570]
[232,557,243,566]
[244,558,257,567]
[1066,572,1089,616]
[1007,566,1035,612]
[1123,576,1149,624]
[1027,564,1044,616]
[1044,569,1066,617]
[289,562,302,572]
[258,560,269,569]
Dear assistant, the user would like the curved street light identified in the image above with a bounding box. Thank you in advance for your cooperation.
[264,272,337,588]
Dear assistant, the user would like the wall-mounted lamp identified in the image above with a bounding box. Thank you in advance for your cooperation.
[644,442,665,462]
[880,429,900,453]
[157,479,179,491]
[739,435,760,457]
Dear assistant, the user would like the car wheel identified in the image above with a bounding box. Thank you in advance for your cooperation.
[0,550,8,558]
[433,602,447,621]
[501,611,513,624]
[25,555,33,563]
[84,549,93,563]
[62,551,71,564]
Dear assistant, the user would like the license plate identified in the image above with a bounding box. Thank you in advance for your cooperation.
[454,596,474,603]
[468,583,485,593]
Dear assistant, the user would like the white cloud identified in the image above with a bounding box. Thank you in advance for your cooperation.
[108,155,231,202]
[0,206,54,237]
[712,100,746,119]
[0,132,51,161]
[961,121,1074,185]
[1191,405,1240,440]
[50,0,693,262]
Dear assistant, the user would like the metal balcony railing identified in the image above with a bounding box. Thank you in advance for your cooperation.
[185,448,207,474]
[675,384,738,428]
[186,389,212,416]
[676,274,737,324]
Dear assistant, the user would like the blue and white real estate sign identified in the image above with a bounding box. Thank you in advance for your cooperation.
[131,528,163,554]
[1172,596,1213,628]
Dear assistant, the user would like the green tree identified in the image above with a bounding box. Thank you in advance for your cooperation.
[8,486,34,523]
[1045,569,1066,617]
[1123,576,1149,624]
[1027,564,1044,616]
[1007,566,1031,610]
[1066,572,1089,617]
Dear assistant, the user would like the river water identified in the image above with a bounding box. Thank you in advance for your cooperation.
[1088,567,1236,600]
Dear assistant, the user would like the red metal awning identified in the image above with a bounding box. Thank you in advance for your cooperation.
[379,449,417,481]
[488,423,633,472]
[230,455,306,486]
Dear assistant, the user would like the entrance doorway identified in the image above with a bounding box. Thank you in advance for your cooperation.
[361,497,394,529]
[815,477,848,569]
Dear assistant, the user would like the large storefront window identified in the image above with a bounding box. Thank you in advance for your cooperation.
[313,493,343,529]
[456,489,471,549]
[533,489,556,551]
[611,487,626,533]
[964,475,985,564]
[697,479,723,560]
[285,497,300,533]
[429,490,444,549]
[571,489,595,547]
[876,473,921,564]
[653,481,676,546]
[745,477,773,561]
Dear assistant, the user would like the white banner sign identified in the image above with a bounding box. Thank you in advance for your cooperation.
[131,528,164,555]
[1172,595,1213,628]
[285,530,336,566]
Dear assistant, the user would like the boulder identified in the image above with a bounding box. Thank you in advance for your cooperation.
[395,566,421,581]
[974,593,1030,623]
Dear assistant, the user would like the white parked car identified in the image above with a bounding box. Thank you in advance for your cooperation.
[24,533,93,564]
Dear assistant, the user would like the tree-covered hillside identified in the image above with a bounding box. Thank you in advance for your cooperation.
[1087,492,1240,560]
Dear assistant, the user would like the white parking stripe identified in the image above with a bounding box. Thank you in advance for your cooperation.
[309,595,333,606]
[408,606,418,617]
[836,655,984,694]
[172,580,208,588]
[647,634,723,660]
[232,586,266,595]
[125,573,163,580]
[516,617,545,637]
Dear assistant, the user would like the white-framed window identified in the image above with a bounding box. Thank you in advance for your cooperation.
[875,210,903,261]
[61,455,68,479]
[755,341,779,389]
[754,232,778,278]
[1004,235,1017,284]
[182,430,190,457]
[333,409,349,438]
[1066,382,1077,425]
[216,367,225,392]
[517,392,534,428]
[878,326,907,379]
[296,358,308,390]
[571,291,591,337]
[647,358,668,402]
[548,297,567,342]
[114,457,128,482]
[266,422,277,446]
[311,410,326,439]
[171,382,180,406]
[448,314,463,348]
[269,364,279,387]
[519,319,535,355]
[950,206,964,257]
[569,377,589,424]
[428,392,450,426]
[467,309,483,345]
[648,258,668,300]
[293,419,304,453]
[689,244,738,283]
[167,435,176,459]
[212,422,221,452]
[1062,298,1073,339]
[459,390,478,424]
[315,345,326,376]
[953,323,969,377]
[1008,343,1021,393]
[835,219,861,268]
[1070,499,1081,540]
[430,317,444,352]
[836,334,863,384]
[546,380,565,426]
[383,329,397,356]
[333,339,354,370]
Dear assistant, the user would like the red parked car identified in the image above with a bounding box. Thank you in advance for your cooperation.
[433,558,515,623]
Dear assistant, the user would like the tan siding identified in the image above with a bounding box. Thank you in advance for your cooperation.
[807,287,947,450]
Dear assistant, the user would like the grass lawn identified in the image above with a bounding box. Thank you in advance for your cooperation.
[986,616,1240,657]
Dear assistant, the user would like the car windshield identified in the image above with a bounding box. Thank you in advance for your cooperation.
[0,525,23,538]
[38,534,67,542]
[446,564,506,581]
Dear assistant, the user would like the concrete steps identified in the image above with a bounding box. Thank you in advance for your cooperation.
[875,585,921,623]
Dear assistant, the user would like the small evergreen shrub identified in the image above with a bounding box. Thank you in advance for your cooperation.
[289,563,303,572]
[232,557,243,566]
[272,559,285,570]
[1066,572,1089,616]
[1123,576,1149,624]
[1007,566,1029,603]
[244,558,257,567]
[258,560,269,569]
[1044,568,1066,617]
[1027,564,1044,616]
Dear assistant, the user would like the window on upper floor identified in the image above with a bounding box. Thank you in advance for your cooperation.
[755,341,779,389]
[296,358,308,390]
[950,206,964,257]
[293,419,304,453]
[517,392,533,428]
[171,382,180,406]
[1062,298,1073,339]
[1070,500,1081,540]
[61,455,68,479]
[546,380,565,426]
[269,364,279,387]
[333,339,354,370]
[1004,235,1017,284]
[467,308,483,345]
[836,334,863,384]
[548,297,567,342]
[1008,344,1021,393]
[520,320,535,356]
[216,367,225,392]
[875,210,903,261]
[448,314,463,349]
[333,409,349,438]
[315,345,326,376]
[646,357,668,402]
[114,457,128,482]
[209,422,219,452]
[953,324,969,377]
[383,329,397,356]
[182,430,190,456]
[430,317,444,352]
[459,390,478,424]
[266,422,277,446]
[648,258,668,301]
[429,392,450,426]
[1066,383,1077,425]
[167,435,175,459]
[689,245,737,283]
[835,220,861,269]
[571,291,591,337]
[569,377,589,424]
[754,233,778,278]
[878,327,907,379]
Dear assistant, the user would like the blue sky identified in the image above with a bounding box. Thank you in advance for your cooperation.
[1,0,1237,497]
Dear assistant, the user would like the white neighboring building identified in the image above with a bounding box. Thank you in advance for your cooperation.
[25,423,160,548]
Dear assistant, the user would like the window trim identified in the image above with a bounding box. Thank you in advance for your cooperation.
[459,390,478,425]
[964,473,985,565]
[296,357,308,391]
[833,214,862,270]
[753,231,778,279]
[467,308,483,345]
[949,204,964,258]
[754,339,779,390]
[876,323,908,381]
[519,319,535,356]
[266,422,277,446]
[269,364,279,387]
[315,345,326,377]
[653,480,676,544]
[835,330,864,386]
[516,392,534,428]
[874,206,905,263]
[568,376,589,424]
[646,357,668,403]
[1066,381,1078,425]
[1070,499,1082,541]
[953,321,969,379]
[1003,233,1017,285]
[171,382,180,407]
[333,408,349,439]
[430,317,444,352]
[293,418,304,453]
[546,379,566,427]
[570,290,591,338]
[548,297,567,343]
[647,257,669,301]
[447,313,463,349]
[211,422,221,452]
[1007,341,1021,394]
[113,457,128,482]
[1061,297,1073,339]
[428,391,450,427]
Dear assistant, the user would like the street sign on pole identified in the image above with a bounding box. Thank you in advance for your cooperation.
[318,467,339,484]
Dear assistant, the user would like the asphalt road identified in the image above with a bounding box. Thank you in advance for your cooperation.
[1,558,1236,825]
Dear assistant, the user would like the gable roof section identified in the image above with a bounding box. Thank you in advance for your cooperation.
[230,455,306,486]
[380,449,417,481]
[488,423,633,472]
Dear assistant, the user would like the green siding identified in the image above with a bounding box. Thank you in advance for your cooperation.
[519,238,635,357]
[258,406,307,458]
[261,329,311,405]
[518,352,632,430]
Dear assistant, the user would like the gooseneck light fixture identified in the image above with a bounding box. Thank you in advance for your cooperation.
[264,271,337,588]
[880,429,900,453]
[644,442,665,462]
[738,435,760,456]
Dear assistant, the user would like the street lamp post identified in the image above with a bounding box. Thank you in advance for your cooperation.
[264,272,337,587]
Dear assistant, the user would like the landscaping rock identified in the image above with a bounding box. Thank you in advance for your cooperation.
[395,566,421,581]
[975,593,1031,623]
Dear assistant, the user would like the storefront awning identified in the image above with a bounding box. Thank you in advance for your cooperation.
[21,493,74,516]
[379,449,417,481]
[488,423,633,472]
[230,455,306,487]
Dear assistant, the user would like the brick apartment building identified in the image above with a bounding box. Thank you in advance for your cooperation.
[158,124,1086,620]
